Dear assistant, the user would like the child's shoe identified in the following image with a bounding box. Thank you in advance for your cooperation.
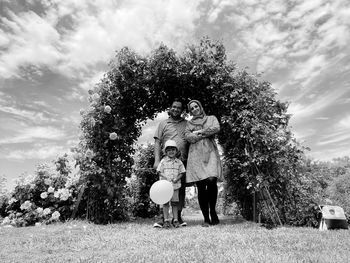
[163,220,171,229]
[173,219,180,228]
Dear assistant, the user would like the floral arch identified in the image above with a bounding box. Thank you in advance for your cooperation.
[76,38,303,224]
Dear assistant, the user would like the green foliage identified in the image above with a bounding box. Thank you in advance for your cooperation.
[1,155,81,227]
[125,144,159,218]
[76,37,306,224]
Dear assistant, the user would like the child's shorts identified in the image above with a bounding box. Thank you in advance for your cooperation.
[165,189,179,205]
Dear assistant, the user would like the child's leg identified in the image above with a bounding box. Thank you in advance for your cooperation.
[172,204,178,221]
[163,203,170,222]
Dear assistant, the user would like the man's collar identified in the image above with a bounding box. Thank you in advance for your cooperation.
[167,116,185,123]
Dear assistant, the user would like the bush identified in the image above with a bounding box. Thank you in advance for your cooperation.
[1,156,82,227]
[327,172,350,222]
[126,144,159,218]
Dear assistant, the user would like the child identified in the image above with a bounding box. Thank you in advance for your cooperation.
[156,140,186,228]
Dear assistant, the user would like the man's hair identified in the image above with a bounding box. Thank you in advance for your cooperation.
[172,98,184,110]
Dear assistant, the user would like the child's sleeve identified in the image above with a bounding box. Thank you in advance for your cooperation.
[179,161,186,174]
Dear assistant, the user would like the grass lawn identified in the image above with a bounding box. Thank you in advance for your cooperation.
[1,210,349,263]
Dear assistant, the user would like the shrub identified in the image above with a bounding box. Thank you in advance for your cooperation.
[127,144,159,218]
[1,155,82,227]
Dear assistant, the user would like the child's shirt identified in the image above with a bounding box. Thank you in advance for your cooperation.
[156,156,186,190]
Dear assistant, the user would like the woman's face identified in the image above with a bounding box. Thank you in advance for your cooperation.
[190,102,201,116]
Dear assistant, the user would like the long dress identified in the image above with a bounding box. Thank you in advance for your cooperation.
[185,115,222,183]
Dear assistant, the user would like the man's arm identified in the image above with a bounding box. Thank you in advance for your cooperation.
[153,138,161,170]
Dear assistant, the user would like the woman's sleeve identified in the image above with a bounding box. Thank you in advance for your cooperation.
[185,123,201,144]
[201,116,220,137]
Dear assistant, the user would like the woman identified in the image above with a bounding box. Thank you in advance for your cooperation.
[185,100,222,227]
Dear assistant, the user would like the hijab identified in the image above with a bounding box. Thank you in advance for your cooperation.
[187,100,208,125]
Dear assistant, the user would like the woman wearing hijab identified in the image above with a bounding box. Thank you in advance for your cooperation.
[185,100,222,227]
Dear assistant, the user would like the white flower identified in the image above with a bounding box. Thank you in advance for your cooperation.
[44,178,52,185]
[54,188,71,201]
[92,93,100,100]
[54,191,60,198]
[43,208,51,216]
[40,192,48,199]
[59,189,70,201]
[51,211,60,220]
[109,132,118,140]
[8,198,17,205]
[104,105,112,113]
[48,186,55,193]
[1,217,10,225]
[20,200,32,211]
[85,149,94,159]
[90,118,96,126]
[36,207,43,214]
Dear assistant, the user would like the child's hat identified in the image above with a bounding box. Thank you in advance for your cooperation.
[164,140,178,151]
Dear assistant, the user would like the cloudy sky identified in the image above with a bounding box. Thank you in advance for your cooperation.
[1,0,350,188]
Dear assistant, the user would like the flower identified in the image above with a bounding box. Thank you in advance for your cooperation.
[43,208,51,216]
[40,192,48,199]
[44,178,52,185]
[1,217,10,225]
[51,211,60,220]
[8,198,17,205]
[92,93,100,100]
[54,188,71,201]
[36,207,43,214]
[85,149,94,159]
[20,200,32,211]
[109,132,118,140]
[104,105,112,113]
[90,118,96,126]
[59,189,70,201]
[48,186,55,193]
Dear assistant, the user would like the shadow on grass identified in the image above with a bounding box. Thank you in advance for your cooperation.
[126,213,247,227]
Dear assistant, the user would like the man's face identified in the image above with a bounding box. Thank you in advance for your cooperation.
[169,101,183,118]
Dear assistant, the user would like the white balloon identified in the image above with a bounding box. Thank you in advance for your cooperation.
[149,180,174,205]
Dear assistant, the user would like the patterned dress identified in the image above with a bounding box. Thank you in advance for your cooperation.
[185,115,222,183]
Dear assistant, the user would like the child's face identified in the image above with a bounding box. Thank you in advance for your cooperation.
[165,147,177,158]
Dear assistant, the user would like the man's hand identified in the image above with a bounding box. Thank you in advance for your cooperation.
[153,160,160,170]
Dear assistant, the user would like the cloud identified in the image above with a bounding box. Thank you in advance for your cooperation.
[317,132,350,146]
[0,10,61,79]
[335,114,350,129]
[5,144,67,160]
[0,0,203,80]
[0,104,53,123]
[287,88,349,120]
[0,126,65,144]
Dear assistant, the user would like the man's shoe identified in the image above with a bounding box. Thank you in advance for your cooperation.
[178,217,187,227]
[153,221,163,228]
[180,221,187,227]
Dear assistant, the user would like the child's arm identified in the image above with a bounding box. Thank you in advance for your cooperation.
[172,172,185,184]
[157,171,167,181]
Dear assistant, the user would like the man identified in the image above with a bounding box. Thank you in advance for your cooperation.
[153,99,189,227]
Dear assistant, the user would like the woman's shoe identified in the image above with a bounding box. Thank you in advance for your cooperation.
[201,221,210,227]
[210,218,220,225]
